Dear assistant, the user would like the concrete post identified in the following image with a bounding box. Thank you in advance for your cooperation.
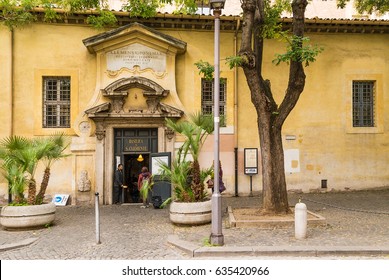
[295,201,307,239]
[95,192,101,244]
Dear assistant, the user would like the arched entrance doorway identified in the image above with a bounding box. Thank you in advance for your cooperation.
[85,76,183,204]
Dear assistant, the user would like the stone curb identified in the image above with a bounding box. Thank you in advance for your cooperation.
[167,235,389,258]
[0,238,39,252]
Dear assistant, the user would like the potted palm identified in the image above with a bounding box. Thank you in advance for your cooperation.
[159,113,214,225]
[0,134,69,229]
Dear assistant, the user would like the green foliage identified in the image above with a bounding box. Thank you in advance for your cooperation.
[337,0,389,14]
[170,0,198,14]
[0,0,203,29]
[272,35,323,67]
[158,155,194,203]
[121,0,159,18]
[0,0,37,30]
[0,134,69,205]
[225,55,247,69]
[139,174,154,202]
[166,112,214,162]
[41,133,70,169]
[86,9,117,28]
[194,60,214,81]
[159,113,214,203]
[262,0,290,39]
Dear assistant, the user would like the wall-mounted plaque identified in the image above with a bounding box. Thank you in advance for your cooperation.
[106,43,166,72]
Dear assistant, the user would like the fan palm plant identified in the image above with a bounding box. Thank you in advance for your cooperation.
[0,136,32,204]
[0,134,69,205]
[36,133,70,204]
[164,112,214,202]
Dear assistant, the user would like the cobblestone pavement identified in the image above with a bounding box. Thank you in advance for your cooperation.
[0,189,389,260]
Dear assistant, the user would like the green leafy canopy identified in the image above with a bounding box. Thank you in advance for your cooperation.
[337,0,389,14]
[0,0,200,29]
[272,35,324,67]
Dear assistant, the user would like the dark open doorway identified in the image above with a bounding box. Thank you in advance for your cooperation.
[123,153,150,203]
[113,128,157,204]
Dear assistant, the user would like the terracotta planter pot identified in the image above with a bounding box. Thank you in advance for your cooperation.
[169,199,211,225]
[0,203,56,230]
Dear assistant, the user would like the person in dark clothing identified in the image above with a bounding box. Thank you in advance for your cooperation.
[207,160,226,194]
[113,163,124,204]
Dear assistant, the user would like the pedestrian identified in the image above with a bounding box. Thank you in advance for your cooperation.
[207,160,226,194]
[113,163,124,204]
[138,166,152,208]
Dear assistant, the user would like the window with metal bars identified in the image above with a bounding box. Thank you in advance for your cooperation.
[352,81,375,127]
[201,78,226,126]
[42,77,71,128]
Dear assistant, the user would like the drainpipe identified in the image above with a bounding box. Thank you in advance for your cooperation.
[10,28,14,136]
[8,29,14,203]
[233,18,240,197]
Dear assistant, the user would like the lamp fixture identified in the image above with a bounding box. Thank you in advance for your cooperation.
[210,0,225,10]
[137,154,144,162]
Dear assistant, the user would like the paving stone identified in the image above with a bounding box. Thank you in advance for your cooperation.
[0,189,388,259]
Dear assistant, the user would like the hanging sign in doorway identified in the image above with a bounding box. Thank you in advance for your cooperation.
[123,138,148,152]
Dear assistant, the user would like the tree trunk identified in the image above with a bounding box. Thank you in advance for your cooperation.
[36,167,50,204]
[239,0,308,214]
[191,160,204,201]
[259,116,290,213]
[27,178,36,205]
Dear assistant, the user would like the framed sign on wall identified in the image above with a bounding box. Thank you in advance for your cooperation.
[244,148,258,175]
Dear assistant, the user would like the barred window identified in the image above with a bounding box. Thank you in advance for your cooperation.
[352,81,375,127]
[43,77,71,128]
[201,78,226,126]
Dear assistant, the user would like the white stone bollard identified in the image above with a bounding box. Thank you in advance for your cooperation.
[295,201,307,239]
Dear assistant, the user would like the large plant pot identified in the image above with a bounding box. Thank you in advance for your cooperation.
[169,200,212,225]
[0,203,56,230]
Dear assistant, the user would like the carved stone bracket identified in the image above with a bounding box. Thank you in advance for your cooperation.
[111,96,125,113]
[95,130,106,141]
[165,127,175,141]
[95,122,106,141]
[146,95,163,113]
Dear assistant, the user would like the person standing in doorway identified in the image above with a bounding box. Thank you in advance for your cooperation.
[138,166,151,208]
[113,163,124,204]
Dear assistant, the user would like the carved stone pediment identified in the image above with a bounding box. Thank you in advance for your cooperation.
[83,22,187,55]
[85,76,183,119]
[85,102,111,114]
[102,77,169,97]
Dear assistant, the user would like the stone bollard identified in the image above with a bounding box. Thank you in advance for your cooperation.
[295,200,307,239]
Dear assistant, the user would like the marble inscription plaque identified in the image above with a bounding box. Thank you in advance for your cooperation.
[106,43,166,72]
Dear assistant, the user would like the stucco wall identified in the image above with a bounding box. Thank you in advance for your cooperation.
[0,21,388,202]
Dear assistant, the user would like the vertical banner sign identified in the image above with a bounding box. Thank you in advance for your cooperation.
[244,148,258,175]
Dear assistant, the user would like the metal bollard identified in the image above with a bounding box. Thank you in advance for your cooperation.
[295,200,307,239]
[95,192,101,244]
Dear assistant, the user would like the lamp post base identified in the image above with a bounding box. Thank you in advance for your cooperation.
[210,233,224,246]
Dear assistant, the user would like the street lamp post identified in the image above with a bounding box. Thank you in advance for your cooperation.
[210,0,225,246]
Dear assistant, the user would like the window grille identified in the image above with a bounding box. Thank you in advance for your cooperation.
[352,81,375,127]
[43,77,71,128]
[201,78,226,126]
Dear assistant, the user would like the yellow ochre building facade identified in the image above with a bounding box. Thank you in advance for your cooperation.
[0,12,388,205]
